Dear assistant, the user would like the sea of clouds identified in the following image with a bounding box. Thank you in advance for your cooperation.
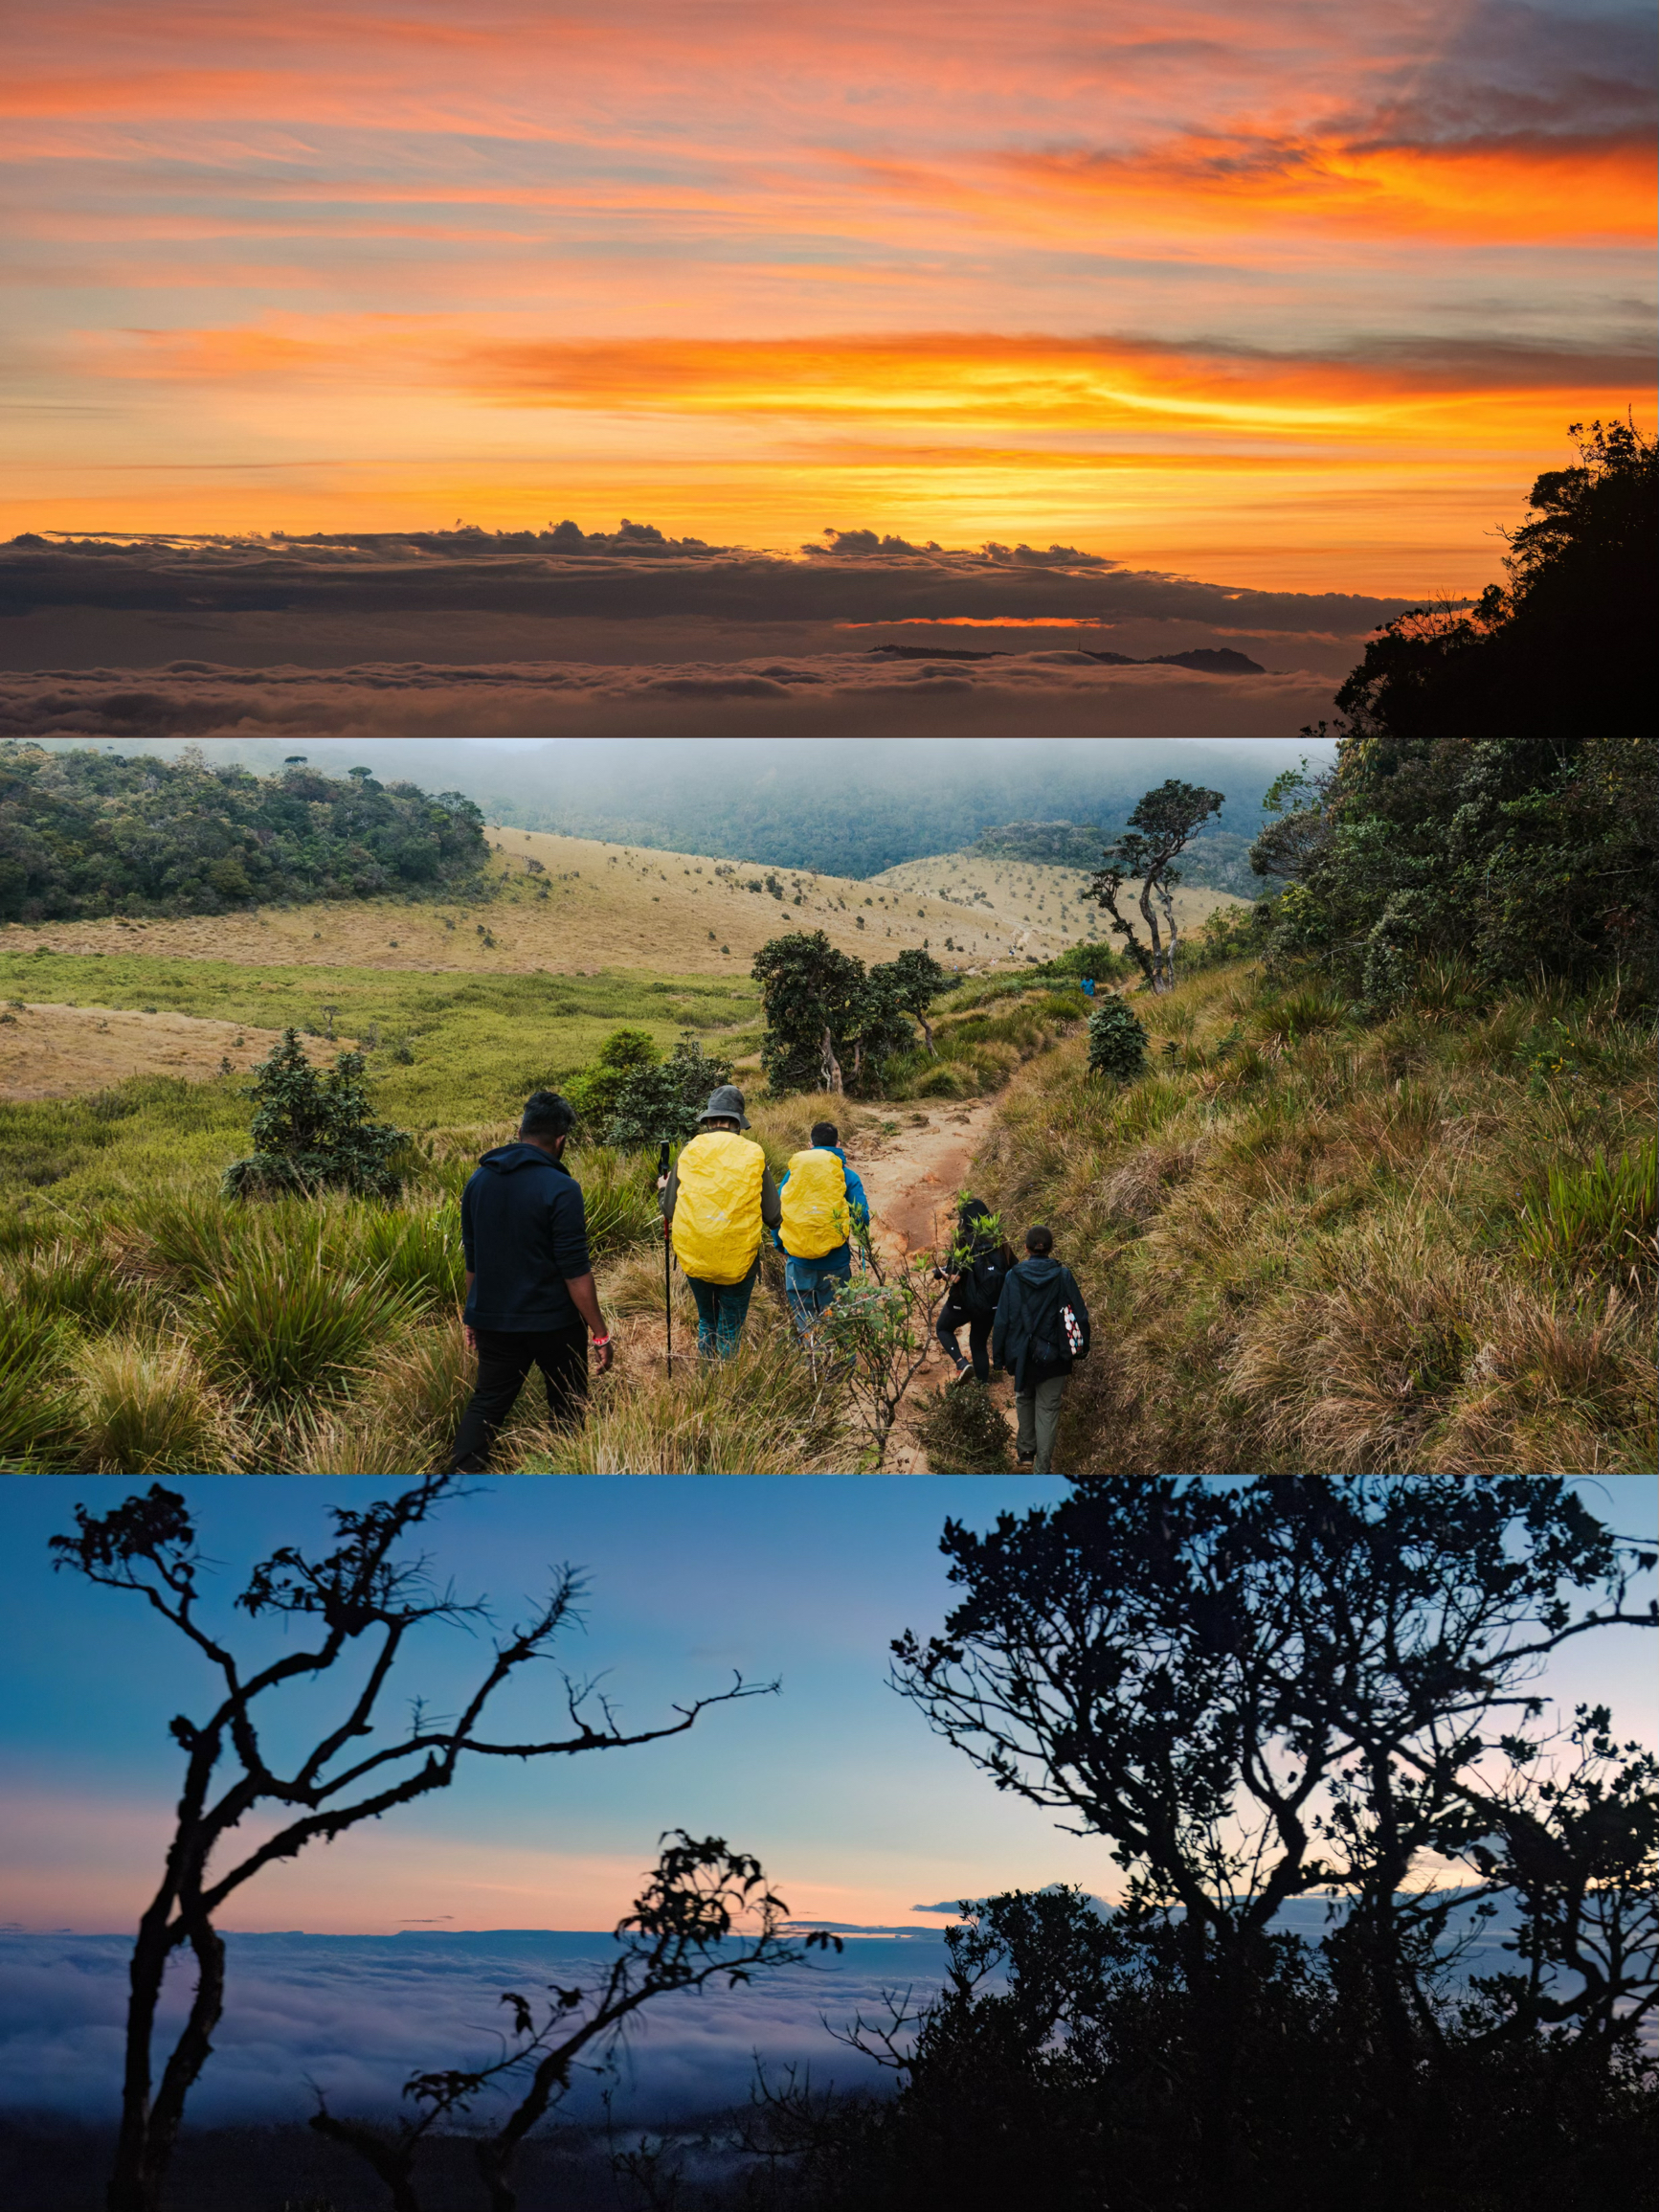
[0,653,1337,739]
[0,1928,950,2130]
[0,1900,1534,2131]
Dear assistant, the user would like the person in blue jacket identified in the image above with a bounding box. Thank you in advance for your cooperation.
[773,1118,871,1338]
[449,1090,614,1472]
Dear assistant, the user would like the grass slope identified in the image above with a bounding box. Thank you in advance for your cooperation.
[868,852,1246,963]
[975,960,1656,1475]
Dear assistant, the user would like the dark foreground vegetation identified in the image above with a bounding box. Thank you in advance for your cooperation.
[1326,418,1653,744]
[0,746,489,921]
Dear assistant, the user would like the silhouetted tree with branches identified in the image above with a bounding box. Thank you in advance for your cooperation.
[49,1477,772,2212]
[887,1477,1658,2206]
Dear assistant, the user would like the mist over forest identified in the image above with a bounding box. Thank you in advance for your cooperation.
[26,735,1319,878]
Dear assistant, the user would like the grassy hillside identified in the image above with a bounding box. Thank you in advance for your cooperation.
[868,851,1245,962]
[975,959,1656,1475]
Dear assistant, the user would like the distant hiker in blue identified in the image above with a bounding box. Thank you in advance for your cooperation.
[773,1119,871,1338]
[449,1090,614,1473]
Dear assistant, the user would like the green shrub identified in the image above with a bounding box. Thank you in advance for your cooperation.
[915,1381,1014,1472]
[222,1031,409,1199]
[566,1027,661,1131]
[1087,996,1151,1081]
[605,1038,733,1148]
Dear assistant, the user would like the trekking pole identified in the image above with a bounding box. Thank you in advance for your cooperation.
[659,1140,673,1378]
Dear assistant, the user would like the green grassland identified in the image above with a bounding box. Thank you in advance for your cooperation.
[0,946,758,1210]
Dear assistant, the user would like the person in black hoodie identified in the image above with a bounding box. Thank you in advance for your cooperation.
[991,1224,1090,1473]
[449,1089,614,1473]
[933,1197,1016,1386]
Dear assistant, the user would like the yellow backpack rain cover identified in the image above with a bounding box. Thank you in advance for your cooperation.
[779,1147,851,1260]
[671,1130,767,1283]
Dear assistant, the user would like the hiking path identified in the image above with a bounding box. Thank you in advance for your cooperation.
[844,1095,1007,1473]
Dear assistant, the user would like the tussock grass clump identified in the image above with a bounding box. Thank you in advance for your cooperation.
[337,1202,466,1310]
[527,1339,848,1474]
[914,1380,1014,1473]
[198,1234,410,1403]
[73,1336,235,1474]
[2,1236,166,1336]
[975,959,1656,1475]
[0,1306,77,1469]
[1516,1139,1656,1290]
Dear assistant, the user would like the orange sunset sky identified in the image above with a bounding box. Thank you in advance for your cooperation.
[5,0,1654,594]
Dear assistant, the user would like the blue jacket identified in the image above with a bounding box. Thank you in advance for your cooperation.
[774,1146,870,1272]
[461,1142,592,1331]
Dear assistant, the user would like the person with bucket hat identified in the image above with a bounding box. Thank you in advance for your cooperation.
[773,1118,871,1341]
[659,1084,781,1359]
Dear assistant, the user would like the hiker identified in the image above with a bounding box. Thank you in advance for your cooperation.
[991,1225,1091,1473]
[933,1197,1015,1384]
[774,1118,870,1339]
[450,1089,613,1474]
[660,1084,781,1359]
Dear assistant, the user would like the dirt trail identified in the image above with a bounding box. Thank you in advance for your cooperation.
[842,1095,1007,1473]
[851,1096,1001,1270]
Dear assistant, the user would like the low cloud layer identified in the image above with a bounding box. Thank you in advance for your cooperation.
[0,1902,1529,2129]
[0,653,1337,738]
[0,1930,942,2129]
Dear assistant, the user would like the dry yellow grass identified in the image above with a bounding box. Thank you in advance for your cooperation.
[0,1002,347,1100]
[2,824,1249,986]
[974,962,1657,1477]
[869,852,1248,963]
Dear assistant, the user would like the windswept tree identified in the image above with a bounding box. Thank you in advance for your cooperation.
[751,931,867,1095]
[49,1477,771,2212]
[882,947,950,1056]
[753,934,952,1095]
[1087,779,1223,992]
[890,1477,1658,2201]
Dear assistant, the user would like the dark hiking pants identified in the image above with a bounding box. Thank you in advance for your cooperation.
[937,1298,994,1383]
[450,1323,588,1471]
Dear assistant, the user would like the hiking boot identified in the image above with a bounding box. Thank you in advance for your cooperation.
[1016,1449,1036,1466]
[950,1359,974,1388]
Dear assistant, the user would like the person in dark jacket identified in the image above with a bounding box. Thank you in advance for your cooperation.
[991,1224,1090,1473]
[933,1197,1015,1385]
[449,1089,613,1473]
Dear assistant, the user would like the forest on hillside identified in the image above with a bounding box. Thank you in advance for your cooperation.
[0,747,489,922]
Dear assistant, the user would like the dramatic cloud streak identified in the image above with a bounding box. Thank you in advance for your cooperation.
[2,2,1649,588]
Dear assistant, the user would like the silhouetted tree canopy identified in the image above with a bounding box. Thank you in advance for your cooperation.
[1330,418,1655,742]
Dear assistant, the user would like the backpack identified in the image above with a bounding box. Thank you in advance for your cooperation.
[963,1250,1008,1318]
